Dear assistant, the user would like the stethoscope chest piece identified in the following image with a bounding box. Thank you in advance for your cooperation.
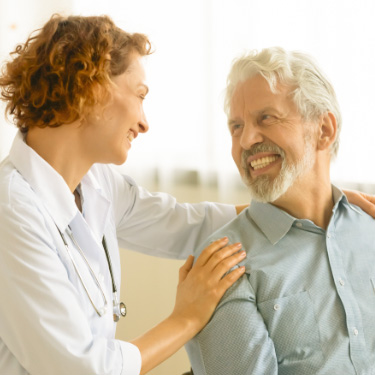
[119,302,127,317]
[113,301,127,322]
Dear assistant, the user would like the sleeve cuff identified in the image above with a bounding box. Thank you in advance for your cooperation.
[119,341,142,375]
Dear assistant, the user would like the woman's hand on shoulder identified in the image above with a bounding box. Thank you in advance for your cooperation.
[343,189,375,217]
[171,237,246,332]
[130,238,246,374]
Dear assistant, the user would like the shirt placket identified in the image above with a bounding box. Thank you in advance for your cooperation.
[325,220,371,374]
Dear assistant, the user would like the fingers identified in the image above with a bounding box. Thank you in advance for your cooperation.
[204,242,244,273]
[209,247,246,280]
[193,238,246,282]
[363,193,375,204]
[179,255,194,283]
[193,237,230,267]
[218,266,246,296]
[344,189,375,218]
[361,197,375,217]
[360,193,375,217]
[171,240,247,332]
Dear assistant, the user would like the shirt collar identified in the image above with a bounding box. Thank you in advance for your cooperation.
[248,185,353,245]
[333,185,363,216]
[8,132,110,239]
[249,200,296,245]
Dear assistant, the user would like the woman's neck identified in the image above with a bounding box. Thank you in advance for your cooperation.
[26,123,92,193]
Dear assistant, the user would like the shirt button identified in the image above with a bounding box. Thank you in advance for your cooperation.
[296,222,302,228]
[339,278,345,286]
[274,304,280,311]
[353,328,359,336]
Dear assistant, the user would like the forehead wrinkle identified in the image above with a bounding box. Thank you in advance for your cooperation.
[245,82,297,120]
[229,82,247,122]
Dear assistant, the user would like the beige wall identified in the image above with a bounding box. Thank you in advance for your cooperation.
[115,183,250,375]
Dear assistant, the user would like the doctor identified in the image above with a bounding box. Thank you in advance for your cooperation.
[0,14,373,375]
[0,14,247,375]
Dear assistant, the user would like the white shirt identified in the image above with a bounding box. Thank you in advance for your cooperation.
[0,132,236,375]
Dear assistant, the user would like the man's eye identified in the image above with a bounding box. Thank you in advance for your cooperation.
[231,124,243,136]
[261,114,276,122]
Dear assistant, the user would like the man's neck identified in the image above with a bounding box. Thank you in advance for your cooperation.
[270,172,334,230]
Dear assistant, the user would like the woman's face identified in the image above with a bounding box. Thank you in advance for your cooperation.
[84,54,149,165]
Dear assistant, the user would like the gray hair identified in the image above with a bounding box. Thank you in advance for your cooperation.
[224,47,342,158]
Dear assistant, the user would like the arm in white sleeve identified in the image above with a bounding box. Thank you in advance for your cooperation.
[98,165,236,259]
[186,274,278,375]
[0,201,140,375]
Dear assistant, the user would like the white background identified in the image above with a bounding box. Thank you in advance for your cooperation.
[1,0,375,192]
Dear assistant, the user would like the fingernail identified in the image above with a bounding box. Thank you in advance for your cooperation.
[239,251,246,258]
[210,236,228,244]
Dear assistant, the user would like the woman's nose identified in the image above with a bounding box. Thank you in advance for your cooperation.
[139,112,149,133]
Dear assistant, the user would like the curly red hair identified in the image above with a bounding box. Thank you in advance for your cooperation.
[0,14,152,131]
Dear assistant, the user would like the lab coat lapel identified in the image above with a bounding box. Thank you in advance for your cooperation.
[8,132,77,232]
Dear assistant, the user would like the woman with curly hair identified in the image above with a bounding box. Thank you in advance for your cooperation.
[0,14,247,375]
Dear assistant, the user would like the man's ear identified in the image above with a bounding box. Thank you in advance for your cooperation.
[317,112,337,151]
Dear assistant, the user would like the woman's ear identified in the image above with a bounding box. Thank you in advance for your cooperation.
[317,112,337,151]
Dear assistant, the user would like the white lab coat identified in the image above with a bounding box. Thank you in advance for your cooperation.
[0,132,236,375]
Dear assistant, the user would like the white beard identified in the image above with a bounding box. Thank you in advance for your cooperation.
[241,140,315,203]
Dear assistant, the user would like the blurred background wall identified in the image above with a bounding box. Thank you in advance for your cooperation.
[1,1,375,374]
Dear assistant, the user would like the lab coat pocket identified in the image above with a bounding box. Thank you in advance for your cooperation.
[258,290,323,372]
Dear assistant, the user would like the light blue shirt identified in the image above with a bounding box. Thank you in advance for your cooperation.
[186,186,375,375]
[0,132,236,375]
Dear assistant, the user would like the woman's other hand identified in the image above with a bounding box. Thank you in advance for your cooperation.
[235,204,248,214]
[344,189,375,217]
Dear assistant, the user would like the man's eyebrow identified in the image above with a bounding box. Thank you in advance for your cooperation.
[228,118,242,127]
[259,106,281,115]
[228,107,283,126]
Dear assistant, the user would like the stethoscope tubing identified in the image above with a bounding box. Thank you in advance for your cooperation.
[56,225,126,320]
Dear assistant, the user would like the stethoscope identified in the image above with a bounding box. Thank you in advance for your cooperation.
[57,226,127,322]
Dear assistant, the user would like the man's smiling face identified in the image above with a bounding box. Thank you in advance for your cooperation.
[229,74,317,202]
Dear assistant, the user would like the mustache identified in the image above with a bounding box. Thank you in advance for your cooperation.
[241,143,285,169]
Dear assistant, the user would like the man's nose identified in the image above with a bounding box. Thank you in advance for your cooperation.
[240,122,264,150]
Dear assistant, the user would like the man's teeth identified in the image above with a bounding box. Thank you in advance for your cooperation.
[251,155,279,170]
[127,132,134,142]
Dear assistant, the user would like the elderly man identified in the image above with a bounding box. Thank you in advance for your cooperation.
[185,47,375,375]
